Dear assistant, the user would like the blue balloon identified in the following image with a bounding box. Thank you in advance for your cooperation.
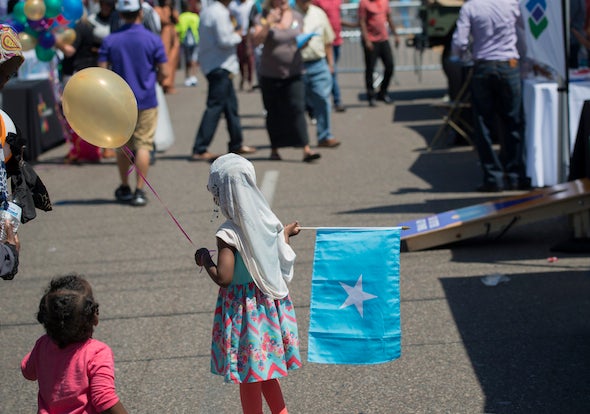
[12,21,26,33]
[37,31,55,48]
[61,0,83,21]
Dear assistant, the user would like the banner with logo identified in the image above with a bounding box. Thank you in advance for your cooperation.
[520,0,566,79]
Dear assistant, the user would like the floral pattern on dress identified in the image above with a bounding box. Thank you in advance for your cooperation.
[210,280,301,384]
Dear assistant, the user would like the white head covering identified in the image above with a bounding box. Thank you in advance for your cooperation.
[208,154,296,299]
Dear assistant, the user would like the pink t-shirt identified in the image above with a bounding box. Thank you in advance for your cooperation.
[358,0,390,43]
[313,0,343,46]
[21,335,120,414]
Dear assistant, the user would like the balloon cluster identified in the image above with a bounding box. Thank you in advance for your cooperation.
[2,0,84,62]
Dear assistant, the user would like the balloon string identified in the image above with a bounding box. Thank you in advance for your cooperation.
[122,146,194,246]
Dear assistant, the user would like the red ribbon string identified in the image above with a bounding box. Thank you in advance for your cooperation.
[122,145,194,246]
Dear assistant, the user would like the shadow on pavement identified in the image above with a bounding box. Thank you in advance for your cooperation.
[394,103,443,123]
[408,147,481,192]
[440,271,590,414]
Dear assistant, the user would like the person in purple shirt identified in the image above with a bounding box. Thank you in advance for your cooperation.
[451,0,531,192]
[98,0,169,206]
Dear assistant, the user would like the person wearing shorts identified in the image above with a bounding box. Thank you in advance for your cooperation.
[98,0,168,206]
[177,0,201,86]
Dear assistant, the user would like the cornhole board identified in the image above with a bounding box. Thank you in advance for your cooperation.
[398,178,590,251]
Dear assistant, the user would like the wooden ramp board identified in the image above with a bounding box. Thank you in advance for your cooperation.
[398,178,590,252]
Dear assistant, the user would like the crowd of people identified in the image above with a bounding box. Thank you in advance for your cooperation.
[23,0,403,204]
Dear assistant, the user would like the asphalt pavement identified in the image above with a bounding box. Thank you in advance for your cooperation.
[1,68,590,414]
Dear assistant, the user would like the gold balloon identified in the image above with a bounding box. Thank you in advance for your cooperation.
[18,32,36,51]
[23,0,46,21]
[62,67,138,149]
[59,28,77,46]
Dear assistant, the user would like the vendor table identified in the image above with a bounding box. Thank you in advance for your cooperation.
[522,78,590,187]
[1,78,65,161]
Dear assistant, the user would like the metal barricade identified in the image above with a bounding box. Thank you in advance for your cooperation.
[338,0,442,80]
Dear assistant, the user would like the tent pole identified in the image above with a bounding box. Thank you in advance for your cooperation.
[558,0,571,183]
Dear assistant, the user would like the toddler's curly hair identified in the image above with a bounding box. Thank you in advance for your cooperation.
[36,274,99,348]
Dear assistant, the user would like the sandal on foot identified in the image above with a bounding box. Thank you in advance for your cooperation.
[303,153,321,163]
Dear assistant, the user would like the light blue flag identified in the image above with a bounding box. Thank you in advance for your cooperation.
[307,227,402,364]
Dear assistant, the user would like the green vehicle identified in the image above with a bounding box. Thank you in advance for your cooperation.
[410,0,465,97]
[417,0,464,49]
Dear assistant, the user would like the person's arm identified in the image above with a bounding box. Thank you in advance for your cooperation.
[195,238,235,287]
[451,6,470,59]
[325,40,334,72]
[341,19,358,28]
[214,8,243,48]
[156,61,169,85]
[252,13,271,46]
[358,2,372,51]
[251,7,282,46]
[101,401,128,414]
[54,40,77,58]
[21,349,37,380]
[572,28,590,50]
[322,13,335,70]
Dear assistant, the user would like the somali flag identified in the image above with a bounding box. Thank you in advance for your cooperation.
[307,227,402,364]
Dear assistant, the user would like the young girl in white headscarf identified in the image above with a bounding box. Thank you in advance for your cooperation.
[195,153,301,414]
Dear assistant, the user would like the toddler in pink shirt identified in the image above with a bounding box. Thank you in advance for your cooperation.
[21,274,128,414]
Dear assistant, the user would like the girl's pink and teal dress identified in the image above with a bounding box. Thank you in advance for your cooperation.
[210,252,302,383]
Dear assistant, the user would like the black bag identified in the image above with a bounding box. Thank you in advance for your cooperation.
[5,130,52,224]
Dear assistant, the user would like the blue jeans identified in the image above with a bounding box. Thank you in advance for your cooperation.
[303,58,333,142]
[192,68,243,154]
[471,60,528,187]
[332,45,342,106]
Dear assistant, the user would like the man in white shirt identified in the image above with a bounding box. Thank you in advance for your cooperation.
[190,0,256,161]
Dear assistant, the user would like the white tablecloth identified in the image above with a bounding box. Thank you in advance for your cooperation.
[523,78,590,187]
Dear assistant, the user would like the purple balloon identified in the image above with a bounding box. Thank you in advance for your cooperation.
[27,18,50,31]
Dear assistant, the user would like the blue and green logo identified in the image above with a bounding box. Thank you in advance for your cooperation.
[526,0,548,39]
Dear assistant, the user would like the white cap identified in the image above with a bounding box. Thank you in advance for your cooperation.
[116,0,141,12]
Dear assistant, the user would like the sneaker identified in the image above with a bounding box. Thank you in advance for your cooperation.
[184,78,193,87]
[190,76,198,86]
[130,189,148,207]
[115,185,133,202]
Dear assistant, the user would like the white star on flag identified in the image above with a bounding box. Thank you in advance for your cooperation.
[339,275,378,318]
